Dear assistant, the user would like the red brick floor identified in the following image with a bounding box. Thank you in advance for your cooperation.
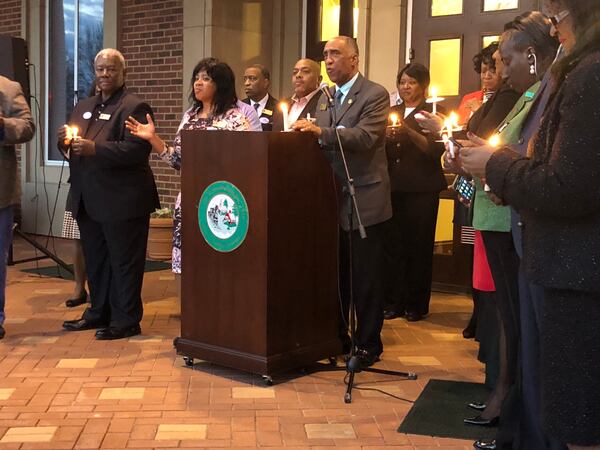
[1,237,484,449]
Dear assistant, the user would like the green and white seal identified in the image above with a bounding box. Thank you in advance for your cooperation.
[198,181,249,252]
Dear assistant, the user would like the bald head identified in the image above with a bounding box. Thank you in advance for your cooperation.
[322,36,359,85]
[292,58,322,98]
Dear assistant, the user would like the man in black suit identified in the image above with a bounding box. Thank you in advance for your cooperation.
[292,36,391,368]
[284,58,322,125]
[58,48,159,340]
[242,64,282,131]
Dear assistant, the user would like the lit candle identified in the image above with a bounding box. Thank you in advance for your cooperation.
[426,86,445,115]
[449,111,459,129]
[489,133,501,147]
[71,126,79,139]
[389,112,399,127]
[279,102,289,131]
[444,118,453,138]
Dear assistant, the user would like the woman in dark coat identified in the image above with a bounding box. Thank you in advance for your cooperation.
[383,63,446,322]
[462,0,600,446]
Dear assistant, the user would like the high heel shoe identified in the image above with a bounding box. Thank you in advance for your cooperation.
[463,415,499,427]
[65,291,88,308]
[467,401,487,411]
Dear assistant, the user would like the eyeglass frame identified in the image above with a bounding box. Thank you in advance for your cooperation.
[550,10,570,27]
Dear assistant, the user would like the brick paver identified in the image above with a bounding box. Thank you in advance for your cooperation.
[1,237,482,449]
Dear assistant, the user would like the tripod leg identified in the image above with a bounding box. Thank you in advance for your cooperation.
[344,370,355,403]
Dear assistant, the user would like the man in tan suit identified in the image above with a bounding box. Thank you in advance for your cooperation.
[293,36,391,368]
[0,75,35,339]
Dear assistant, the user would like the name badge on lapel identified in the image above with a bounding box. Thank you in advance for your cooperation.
[319,103,327,111]
[99,113,112,121]
[262,108,273,116]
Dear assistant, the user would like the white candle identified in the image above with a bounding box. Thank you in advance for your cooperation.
[279,103,289,131]
[431,87,438,115]
[71,126,79,139]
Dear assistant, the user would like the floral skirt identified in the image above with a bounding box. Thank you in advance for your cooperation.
[171,192,182,274]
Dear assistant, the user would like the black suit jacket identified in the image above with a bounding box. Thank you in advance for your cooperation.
[242,94,283,131]
[64,87,160,222]
[487,51,600,293]
[386,101,447,193]
[468,83,520,139]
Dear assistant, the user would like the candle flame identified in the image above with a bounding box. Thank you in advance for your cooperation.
[430,86,438,99]
[449,111,459,127]
[71,126,79,139]
[489,134,501,147]
[390,112,399,126]
[279,102,288,113]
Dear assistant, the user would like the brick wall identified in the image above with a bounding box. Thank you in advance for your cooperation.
[120,0,184,209]
[0,0,21,37]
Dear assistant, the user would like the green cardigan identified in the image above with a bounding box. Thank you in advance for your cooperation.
[472,81,541,231]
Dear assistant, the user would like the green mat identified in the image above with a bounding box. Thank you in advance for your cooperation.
[22,260,171,281]
[398,379,497,440]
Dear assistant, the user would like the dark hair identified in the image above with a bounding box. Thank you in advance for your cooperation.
[189,57,238,117]
[396,63,430,91]
[502,11,559,72]
[553,0,600,84]
[247,64,271,81]
[473,42,499,74]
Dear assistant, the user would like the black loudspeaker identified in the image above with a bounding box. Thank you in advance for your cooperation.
[0,35,30,104]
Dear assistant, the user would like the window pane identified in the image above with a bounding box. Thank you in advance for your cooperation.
[321,0,340,41]
[429,38,461,97]
[47,0,104,162]
[431,0,463,16]
[434,199,455,255]
[483,35,500,49]
[483,0,518,11]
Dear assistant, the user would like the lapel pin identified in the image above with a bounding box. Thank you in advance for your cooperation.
[348,98,353,105]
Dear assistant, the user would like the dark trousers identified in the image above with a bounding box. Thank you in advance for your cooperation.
[339,220,388,356]
[518,268,566,450]
[77,203,149,328]
[481,231,520,449]
[384,190,439,315]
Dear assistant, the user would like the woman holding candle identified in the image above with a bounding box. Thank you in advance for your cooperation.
[125,58,249,275]
[457,11,560,450]
[463,1,600,447]
[382,63,446,322]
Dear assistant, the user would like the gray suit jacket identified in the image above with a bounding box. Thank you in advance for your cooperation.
[316,73,392,230]
[0,75,35,209]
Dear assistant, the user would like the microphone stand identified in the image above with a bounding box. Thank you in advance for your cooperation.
[320,86,416,403]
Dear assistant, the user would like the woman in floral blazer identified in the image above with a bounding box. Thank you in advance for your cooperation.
[126,58,249,273]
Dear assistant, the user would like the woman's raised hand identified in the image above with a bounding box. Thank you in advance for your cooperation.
[125,114,156,141]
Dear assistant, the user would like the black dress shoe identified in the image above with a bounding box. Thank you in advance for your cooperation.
[65,291,88,308]
[95,325,141,340]
[383,309,405,320]
[474,439,496,449]
[462,325,476,339]
[406,311,423,322]
[0,325,5,339]
[467,401,487,411]
[464,415,499,427]
[63,318,106,331]
[354,349,380,368]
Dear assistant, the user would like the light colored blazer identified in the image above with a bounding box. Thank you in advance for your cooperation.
[316,73,392,230]
[0,75,34,209]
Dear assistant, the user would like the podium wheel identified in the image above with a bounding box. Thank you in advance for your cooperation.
[183,356,194,367]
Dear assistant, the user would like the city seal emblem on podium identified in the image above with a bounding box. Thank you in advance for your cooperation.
[198,181,249,252]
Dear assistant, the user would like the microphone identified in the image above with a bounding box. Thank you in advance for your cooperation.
[320,82,334,106]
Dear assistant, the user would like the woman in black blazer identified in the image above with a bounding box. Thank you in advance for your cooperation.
[468,0,600,445]
[383,63,446,322]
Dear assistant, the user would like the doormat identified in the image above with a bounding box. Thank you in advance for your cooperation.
[22,260,171,281]
[398,379,497,440]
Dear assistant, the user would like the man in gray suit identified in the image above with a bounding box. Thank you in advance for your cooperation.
[292,36,391,367]
[0,75,35,339]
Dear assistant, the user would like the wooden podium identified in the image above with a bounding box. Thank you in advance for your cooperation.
[174,131,341,377]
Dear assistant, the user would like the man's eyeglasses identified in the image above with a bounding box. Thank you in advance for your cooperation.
[550,10,569,27]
